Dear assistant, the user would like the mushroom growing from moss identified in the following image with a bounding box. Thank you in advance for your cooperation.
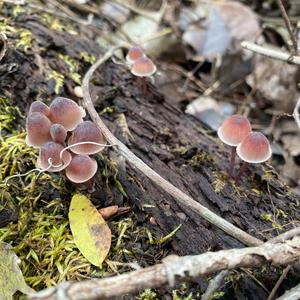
[131,56,157,95]
[67,121,105,155]
[218,115,251,177]
[25,112,52,148]
[37,141,72,172]
[65,154,97,183]
[235,131,272,183]
[49,97,86,131]
[50,124,67,144]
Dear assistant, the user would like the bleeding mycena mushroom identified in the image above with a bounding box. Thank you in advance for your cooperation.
[131,56,157,95]
[126,46,145,65]
[25,112,52,148]
[29,101,50,117]
[65,154,97,183]
[37,141,72,172]
[217,114,251,177]
[49,97,86,131]
[50,124,67,144]
[235,131,272,183]
[67,121,105,155]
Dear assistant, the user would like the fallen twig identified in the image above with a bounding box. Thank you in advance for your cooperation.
[267,265,291,300]
[0,32,7,62]
[81,46,262,247]
[276,0,297,54]
[292,97,300,131]
[201,270,229,300]
[28,236,300,300]
[241,41,300,65]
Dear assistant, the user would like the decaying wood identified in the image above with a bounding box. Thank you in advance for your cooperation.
[82,47,263,247]
[28,236,300,300]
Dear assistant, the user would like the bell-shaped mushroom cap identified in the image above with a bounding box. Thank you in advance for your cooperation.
[131,56,157,77]
[49,97,86,131]
[50,124,67,143]
[65,155,97,183]
[126,46,144,64]
[29,101,50,116]
[37,141,72,172]
[218,115,251,147]
[25,112,52,148]
[67,121,105,155]
[237,132,272,164]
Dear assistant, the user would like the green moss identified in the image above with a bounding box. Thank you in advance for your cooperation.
[59,54,81,85]
[80,52,96,64]
[137,289,157,300]
[40,13,77,35]
[47,70,65,94]
[191,150,214,167]
[0,20,33,52]
[212,171,227,193]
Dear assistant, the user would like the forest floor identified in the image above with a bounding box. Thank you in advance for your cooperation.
[0,1,300,300]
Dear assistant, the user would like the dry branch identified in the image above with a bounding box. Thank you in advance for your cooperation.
[241,41,300,65]
[80,47,262,247]
[28,236,300,300]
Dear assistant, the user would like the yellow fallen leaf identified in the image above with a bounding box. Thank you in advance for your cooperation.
[0,242,34,299]
[69,194,112,267]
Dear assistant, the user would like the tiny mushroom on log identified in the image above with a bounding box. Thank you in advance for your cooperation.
[65,154,98,183]
[25,112,52,148]
[218,114,251,177]
[67,121,106,155]
[37,141,72,172]
[235,131,272,183]
[126,45,145,64]
[131,56,157,95]
[50,124,67,144]
[49,97,86,131]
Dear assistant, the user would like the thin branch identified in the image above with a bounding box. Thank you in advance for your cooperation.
[241,41,300,65]
[0,32,7,62]
[267,265,291,300]
[276,0,298,54]
[292,97,300,131]
[81,46,262,247]
[28,236,300,300]
[201,270,229,300]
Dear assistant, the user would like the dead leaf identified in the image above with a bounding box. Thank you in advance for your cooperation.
[69,194,112,267]
[98,205,119,219]
[0,242,34,299]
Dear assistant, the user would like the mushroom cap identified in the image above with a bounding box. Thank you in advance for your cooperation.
[218,115,251,147]
[25,112,52,148]
[50,123,67,143]
[126,46,144,64]
[131,56,157,77]
[67,121,105,155]
[65,154,97,183]
[49,97,86,131]
[37,141,72,172]
[29,101,50,117]
[237,132,272,164]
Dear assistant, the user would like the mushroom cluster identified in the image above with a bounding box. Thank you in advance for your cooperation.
[26,97,105,186]
[126,46,157,95]
[218,114,272,183]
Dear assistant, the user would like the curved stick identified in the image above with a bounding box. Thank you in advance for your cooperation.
[82,47,263,247]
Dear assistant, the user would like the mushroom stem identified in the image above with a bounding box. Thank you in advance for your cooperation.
[235,161,248,185]
[136,77,147,96]
[228,147,236,178]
